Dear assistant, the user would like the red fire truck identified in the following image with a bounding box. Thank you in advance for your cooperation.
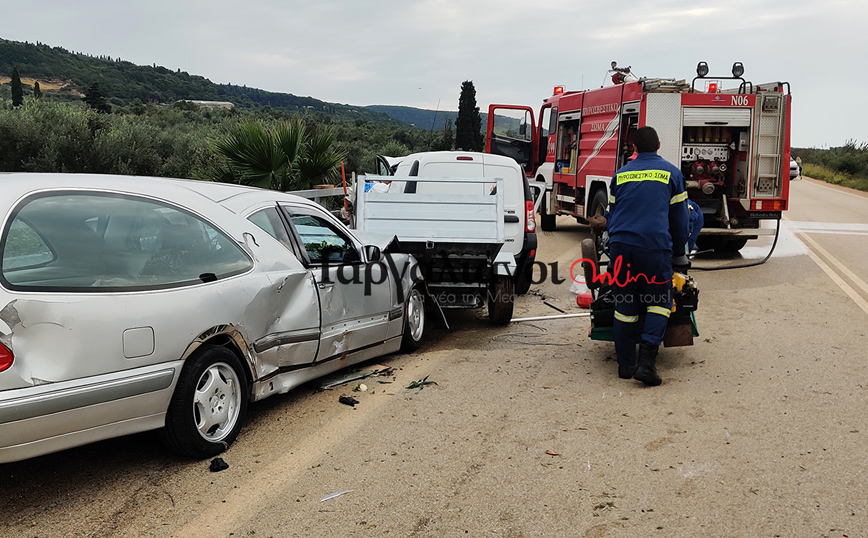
[485,62,792,252]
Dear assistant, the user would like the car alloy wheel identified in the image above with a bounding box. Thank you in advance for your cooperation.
[401,286,426,352]
[193,362,242,443]
[162,345,249,458]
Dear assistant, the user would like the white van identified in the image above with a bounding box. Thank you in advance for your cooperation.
[376,151,538,295]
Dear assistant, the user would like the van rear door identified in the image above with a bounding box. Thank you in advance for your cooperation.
[481,155,524,259]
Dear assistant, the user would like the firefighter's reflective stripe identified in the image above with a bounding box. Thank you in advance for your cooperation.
[609,194,616,204]
[647,305,671,318]
[614,311,639,323]
[615,169,671,185]
[670,191,688,205]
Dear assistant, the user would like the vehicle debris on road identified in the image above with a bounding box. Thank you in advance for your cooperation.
[320,366,393,390]
[320,490,352,502]
[209,457,229,472]
[406,375,438,390]
[339,395,359,407]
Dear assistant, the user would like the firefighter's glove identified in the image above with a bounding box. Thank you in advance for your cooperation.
[672,254,691,273]
[588,215,607,235]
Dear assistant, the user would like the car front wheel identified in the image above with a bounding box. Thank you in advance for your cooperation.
[401,285,426,352]
[162,345,248,458]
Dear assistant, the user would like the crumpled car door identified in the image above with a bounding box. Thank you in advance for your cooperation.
[279,204,392,363]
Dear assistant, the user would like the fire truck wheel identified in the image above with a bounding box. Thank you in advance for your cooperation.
[714,237,749,253]
[581,238,600,290]
[488,275,515,325]
[697,236,748,253]
[588,188,608,252]
[589,189,607,219]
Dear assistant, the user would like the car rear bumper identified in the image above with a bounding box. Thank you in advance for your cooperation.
[0,363,180,463]
[516,232,538,271]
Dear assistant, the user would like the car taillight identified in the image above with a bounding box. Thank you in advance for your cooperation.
[525,200,536,233]
[0,343,12,373]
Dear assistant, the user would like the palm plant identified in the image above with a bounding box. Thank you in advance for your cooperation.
[210,119,302,191]
[297,126,344,187]
[210,118,345,191]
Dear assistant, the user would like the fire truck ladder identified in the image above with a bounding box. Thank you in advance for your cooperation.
[752,92,785,198]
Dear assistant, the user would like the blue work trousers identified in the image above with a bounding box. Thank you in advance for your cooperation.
[608,242,673,366]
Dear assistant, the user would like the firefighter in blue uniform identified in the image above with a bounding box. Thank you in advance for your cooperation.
[590,126,690,386]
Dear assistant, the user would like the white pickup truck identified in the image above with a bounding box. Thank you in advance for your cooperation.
[354,175,515,324]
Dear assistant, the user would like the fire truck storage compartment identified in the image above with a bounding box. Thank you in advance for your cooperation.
[556,112,580,174]
[680,107,752,205]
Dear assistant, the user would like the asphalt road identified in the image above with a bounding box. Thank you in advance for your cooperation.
[1,177,867,538]
[784,177,868,315]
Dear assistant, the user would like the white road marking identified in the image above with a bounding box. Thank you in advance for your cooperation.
[798,242,868,316]
[786,221,868,232]
[785,214,868,316]
[796,231,868,297]
[789,230,868,237]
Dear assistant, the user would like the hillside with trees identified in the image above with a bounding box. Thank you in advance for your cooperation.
[0,37,504,135]
[368,105,459,130]
[0,38,498,190]
[0,38,399,123]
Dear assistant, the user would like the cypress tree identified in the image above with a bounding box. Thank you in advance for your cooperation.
[455,80,483,152]
[11,67,24,107]
[83,83,112,113]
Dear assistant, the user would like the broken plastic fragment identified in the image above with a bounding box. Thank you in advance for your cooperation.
[320,490,352,502]
[209,457,229,472]
[339,395,359,407]
[320,369,378,390]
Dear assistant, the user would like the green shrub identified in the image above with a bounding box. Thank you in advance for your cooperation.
[0,100,433,184]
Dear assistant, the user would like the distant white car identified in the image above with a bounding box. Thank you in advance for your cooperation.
[790,156,800,179]
[0,174,425,463]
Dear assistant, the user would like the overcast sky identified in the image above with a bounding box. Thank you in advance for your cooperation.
[2,0,863,147]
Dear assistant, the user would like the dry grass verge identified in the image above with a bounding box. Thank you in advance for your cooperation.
[802,163,868,193]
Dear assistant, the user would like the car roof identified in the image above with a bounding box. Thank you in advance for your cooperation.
[393,150,521,169]
[0,173,315,211]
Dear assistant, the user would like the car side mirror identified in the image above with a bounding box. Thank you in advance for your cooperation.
[364,244,381,262]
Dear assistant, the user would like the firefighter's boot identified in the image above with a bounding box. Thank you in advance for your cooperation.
[634,344,662,386]
[618,360,637,379]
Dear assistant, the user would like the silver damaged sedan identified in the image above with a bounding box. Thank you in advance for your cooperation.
[0,174,426,463]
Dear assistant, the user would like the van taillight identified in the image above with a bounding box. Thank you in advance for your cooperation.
[0,343,12,372]
[525,201,536,233]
